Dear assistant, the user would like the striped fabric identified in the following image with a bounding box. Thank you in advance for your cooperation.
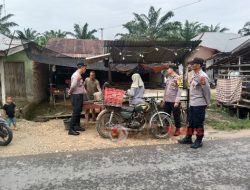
[216,78,242,104]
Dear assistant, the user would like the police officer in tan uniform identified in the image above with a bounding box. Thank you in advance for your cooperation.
[179,58,211,148]
[164,65,182,136]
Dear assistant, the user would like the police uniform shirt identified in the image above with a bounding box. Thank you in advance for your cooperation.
[164,74,181,103]
[189,70,211,106]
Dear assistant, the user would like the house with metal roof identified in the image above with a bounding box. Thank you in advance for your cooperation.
[186,32,250,81]
[187,32,250,63]
[212,38,250,115]
[184,32,250,117]
[0,35,65,105]
[0,34,34,105]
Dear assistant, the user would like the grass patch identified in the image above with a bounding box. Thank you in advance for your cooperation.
[206,99,250,130]
[205,89,250,130]
[206,117,250,130]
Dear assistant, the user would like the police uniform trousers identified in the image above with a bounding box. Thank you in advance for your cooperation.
[164,102,181,129]
[188,106,206,141]
[70,94,83,131]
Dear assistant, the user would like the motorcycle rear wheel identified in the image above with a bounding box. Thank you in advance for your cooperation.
[0,123,13,146]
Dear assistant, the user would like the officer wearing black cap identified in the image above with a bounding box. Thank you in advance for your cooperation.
[179,58,211,148]
[68,61,87,135]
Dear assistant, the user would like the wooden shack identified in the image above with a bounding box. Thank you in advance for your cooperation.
[213,39,250,117]
[0,36,75,105]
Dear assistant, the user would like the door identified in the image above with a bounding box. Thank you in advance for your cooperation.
[4,62,26,97]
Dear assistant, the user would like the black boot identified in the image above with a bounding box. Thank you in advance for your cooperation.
[178,136,192,144]
[68,130,80,136]
[75,127,85,132]
[190,139,203,149]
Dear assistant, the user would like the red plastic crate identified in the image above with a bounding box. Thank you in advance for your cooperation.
[103,88,126,107]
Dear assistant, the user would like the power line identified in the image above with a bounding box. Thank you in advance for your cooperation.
[171,0,202,11]
[98,0,203,38]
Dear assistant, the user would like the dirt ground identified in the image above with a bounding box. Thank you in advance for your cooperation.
[1,119,250,158]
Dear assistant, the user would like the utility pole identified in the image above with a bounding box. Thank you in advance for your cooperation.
[100,28,104,40]
[0,58,6,105]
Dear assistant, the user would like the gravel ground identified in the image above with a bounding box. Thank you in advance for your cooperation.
[1,119,250,158]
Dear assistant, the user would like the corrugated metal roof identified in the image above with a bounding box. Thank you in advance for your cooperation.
[0,34,23,52]
[192,32,250,53]
[227,36,250,53]
[24,42,82,67]
[47,38,104,58]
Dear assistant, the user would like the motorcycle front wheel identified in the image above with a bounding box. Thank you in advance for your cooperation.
[96,111,122,139]
[0,123,13,146]
[149,112,173,139]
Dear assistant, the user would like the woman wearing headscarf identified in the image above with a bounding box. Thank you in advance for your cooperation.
[127,73,145,106]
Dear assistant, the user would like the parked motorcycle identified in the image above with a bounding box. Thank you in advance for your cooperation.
[0,118,13,146]
[96,97,173,141]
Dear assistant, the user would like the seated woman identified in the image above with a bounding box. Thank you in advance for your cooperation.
[127,73,145,106]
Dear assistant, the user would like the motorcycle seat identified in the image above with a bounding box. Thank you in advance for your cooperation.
[121,106,134,112]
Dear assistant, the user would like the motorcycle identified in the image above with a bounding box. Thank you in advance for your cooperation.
[0,118,13,146]
[96,97,173,141]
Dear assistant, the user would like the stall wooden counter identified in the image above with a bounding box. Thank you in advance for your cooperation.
[83,100,103,109]
[83,100,104,122]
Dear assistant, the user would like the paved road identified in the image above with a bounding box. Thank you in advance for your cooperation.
[0,138,250,190]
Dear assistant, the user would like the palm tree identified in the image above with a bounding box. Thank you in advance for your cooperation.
[117,20,147,41]
[16,28,40,41]
[44,29,71,38]
[238,21,250,36]
[0,4,18,35]
[200,24,229,33]
[117,6,176,41]
[36,29,71,47]
[70,23,97,39]
[178,20,203,41]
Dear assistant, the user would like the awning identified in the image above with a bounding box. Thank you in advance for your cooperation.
[85,53,110,64]
[141,63,169,73]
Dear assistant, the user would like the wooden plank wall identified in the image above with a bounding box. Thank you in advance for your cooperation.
[3,62,26,98]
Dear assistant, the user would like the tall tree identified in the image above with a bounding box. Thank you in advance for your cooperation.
[200,24,229,33]
[238,21,250,36]
[44,29,71,38]
[36,29,71,47]
[70,23,97,39]
[178,20,203,41]
[0,4,18,35]
[16,28,40,41]
[117,6,177,41]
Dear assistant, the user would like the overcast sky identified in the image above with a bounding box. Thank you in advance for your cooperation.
[4,0,250,40]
